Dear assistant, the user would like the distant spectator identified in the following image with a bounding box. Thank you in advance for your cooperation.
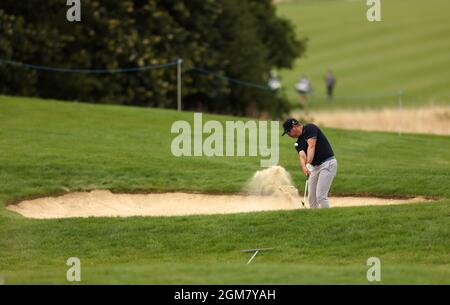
[268,70,281,92]
[325,70,336,101]
[295,74,312,104]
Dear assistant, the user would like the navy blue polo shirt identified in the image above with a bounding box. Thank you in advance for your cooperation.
[295,124,334,166]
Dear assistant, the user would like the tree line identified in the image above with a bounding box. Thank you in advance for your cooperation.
[0,0,305,118]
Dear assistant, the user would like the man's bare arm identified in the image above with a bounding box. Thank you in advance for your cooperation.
[306,138,317,165]
[299,150,310,176]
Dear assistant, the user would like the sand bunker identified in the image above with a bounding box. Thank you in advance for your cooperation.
[7,190,298,219]
[7,190,430,219]
[6,167,431,219]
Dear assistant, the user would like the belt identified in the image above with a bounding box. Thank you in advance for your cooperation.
[317,156,335,166]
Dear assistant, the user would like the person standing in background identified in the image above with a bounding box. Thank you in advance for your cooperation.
[268,70,282,92]
[295,75,312,105]
[325,70,336,101]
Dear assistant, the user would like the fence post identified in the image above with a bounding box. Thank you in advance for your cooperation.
[398,90,404,136]
[177,58,183,112]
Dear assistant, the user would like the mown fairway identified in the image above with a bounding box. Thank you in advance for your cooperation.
[0,96,449,284]
[277,0,450,109]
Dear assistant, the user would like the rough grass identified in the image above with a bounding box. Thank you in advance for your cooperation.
[298,105,450,136]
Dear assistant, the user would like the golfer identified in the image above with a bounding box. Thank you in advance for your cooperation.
[282,119,337,208]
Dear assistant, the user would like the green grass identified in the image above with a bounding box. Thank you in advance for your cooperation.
[2,203,450,284]
[277,0,450,110]
[0,96,449,284]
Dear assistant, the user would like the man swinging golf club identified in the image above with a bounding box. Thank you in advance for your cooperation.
[282,119,337,208]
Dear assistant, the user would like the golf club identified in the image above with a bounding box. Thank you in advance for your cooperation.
[301,177,308,208]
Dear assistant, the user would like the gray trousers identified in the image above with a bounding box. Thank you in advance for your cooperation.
[308,158,337,209]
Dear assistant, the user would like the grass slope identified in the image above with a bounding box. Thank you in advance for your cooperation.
[277,0,450,109]
[0,96,449,284]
